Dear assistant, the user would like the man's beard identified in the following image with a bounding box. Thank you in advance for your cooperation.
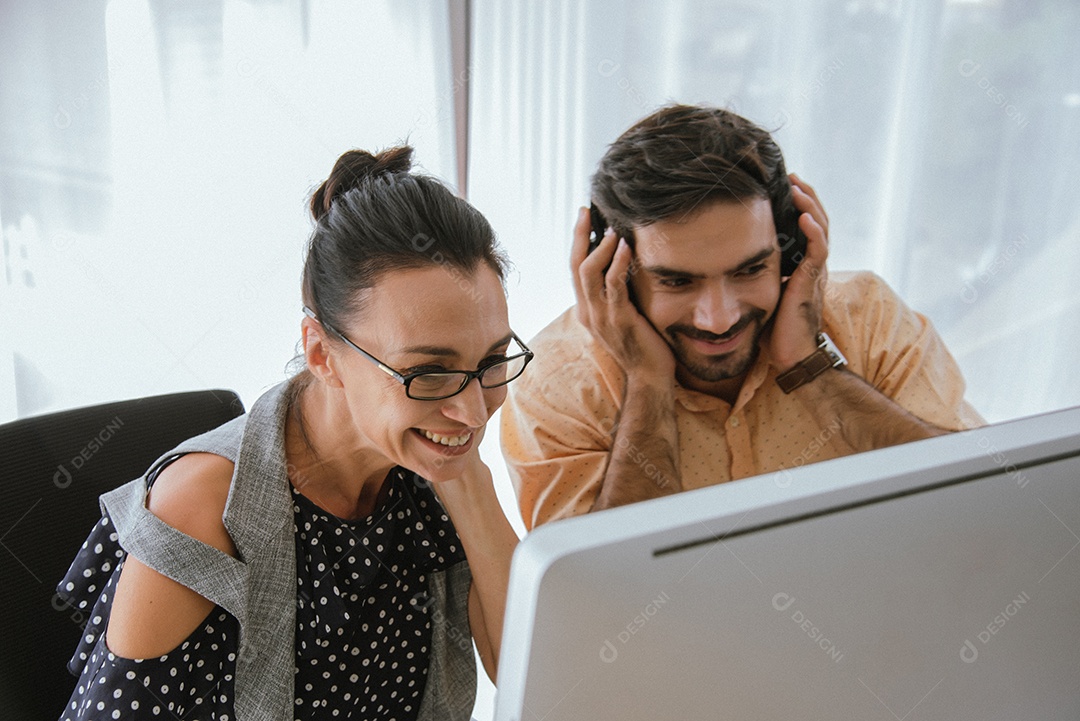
[665,310,767,383]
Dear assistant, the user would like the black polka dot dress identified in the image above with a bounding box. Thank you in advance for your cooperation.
[58,468,466,720]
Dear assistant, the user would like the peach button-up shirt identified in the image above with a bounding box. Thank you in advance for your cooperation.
[501,272,984,530]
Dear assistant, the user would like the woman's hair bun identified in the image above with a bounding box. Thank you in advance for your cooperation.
[310,145,414,221]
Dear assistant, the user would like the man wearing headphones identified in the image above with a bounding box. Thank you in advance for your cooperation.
[501,104,983,530]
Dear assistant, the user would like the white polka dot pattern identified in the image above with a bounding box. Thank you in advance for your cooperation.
[56,468,465,720]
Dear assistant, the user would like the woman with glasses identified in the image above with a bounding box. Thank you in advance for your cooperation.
[57,146,529,721]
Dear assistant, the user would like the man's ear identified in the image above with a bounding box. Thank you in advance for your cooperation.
[301,317,344,388]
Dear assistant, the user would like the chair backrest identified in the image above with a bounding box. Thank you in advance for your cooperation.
[0,389,245,721]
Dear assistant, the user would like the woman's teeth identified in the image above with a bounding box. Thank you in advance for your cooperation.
[421,429,472,447]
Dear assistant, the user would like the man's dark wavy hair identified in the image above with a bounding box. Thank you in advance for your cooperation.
[590,104,796,244]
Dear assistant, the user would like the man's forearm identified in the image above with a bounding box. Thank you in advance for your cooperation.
[591,375,683,512]
[789,367,949,452]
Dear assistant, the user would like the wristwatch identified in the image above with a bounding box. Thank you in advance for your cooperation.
[775,332,848,393]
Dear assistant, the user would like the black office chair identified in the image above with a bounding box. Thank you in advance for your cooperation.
[0,389,245,721]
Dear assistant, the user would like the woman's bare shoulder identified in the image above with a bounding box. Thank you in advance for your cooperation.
[147,452,238,557]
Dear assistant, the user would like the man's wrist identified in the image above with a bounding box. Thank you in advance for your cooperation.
[625,368,675,394]
[776,332,848,393]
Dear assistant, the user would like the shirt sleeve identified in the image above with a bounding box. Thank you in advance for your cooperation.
[500,309,624,530]
[825,272,985,431]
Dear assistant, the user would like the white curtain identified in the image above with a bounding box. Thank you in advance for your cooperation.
[469,0,1080,425]
[0,0,456,420]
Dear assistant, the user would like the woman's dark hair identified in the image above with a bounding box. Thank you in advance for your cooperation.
[590,104,795,243]
[302,144,507,332]
[288,145,508,403]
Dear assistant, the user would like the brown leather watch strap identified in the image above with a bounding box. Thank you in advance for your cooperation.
[775,333,847,393]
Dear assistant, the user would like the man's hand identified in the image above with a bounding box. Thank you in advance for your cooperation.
[570,207,676,384]
[569,207,685,512]
[767,176,951,449]
[765,175,831,371]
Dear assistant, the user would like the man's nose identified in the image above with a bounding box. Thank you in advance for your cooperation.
[692,285,742,335]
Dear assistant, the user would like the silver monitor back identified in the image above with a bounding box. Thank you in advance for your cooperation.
[494,407,1080,721]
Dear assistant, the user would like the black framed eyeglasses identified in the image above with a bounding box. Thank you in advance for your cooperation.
[303,306,534,400]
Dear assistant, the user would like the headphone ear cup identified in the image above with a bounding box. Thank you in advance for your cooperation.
[778,214,807,277]
[588,203,608,253]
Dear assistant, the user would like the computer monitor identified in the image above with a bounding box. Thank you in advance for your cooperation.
[493,406,1080,721]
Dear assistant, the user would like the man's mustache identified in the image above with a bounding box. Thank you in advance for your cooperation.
[668,310,766,343]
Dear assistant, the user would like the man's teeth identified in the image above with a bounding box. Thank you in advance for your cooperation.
[421,429,472,447]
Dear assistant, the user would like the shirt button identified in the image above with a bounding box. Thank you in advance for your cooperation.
[730,417,740,428]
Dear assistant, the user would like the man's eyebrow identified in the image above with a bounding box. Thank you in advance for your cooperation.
[641,247,777,279]
[640,265,705,279]
[733,247,777,271]
[398,332,514,358]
